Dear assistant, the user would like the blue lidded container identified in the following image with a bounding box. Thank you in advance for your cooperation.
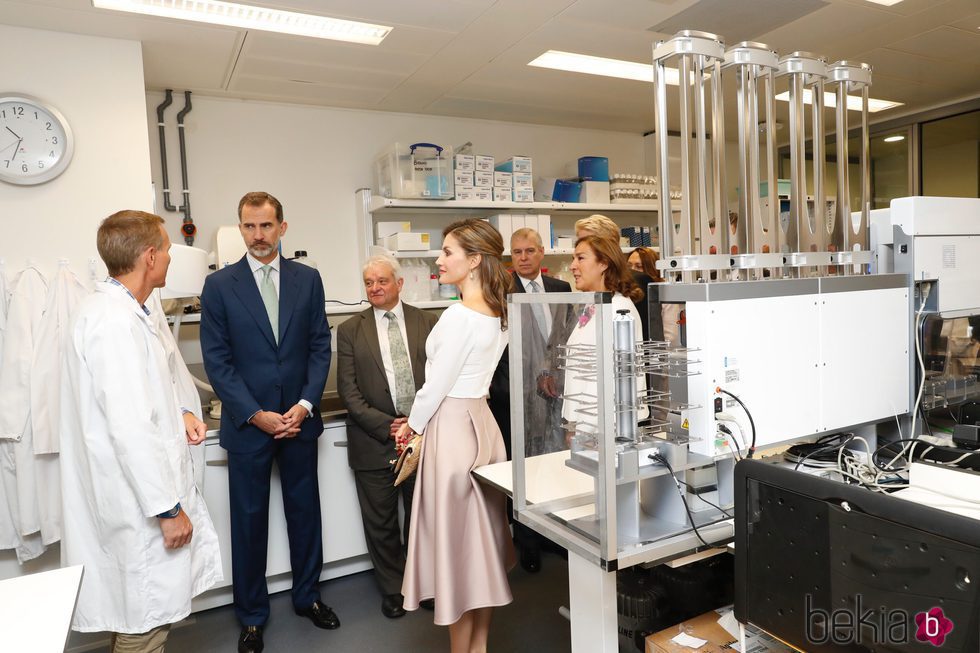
[578,156,609,182]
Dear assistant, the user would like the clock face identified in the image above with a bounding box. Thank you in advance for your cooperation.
[0,95,74,185]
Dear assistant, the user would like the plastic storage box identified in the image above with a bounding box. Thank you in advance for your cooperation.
[374,142,454,199]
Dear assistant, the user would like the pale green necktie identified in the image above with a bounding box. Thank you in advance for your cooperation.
[260,264,279,343]
[385,311,415,416]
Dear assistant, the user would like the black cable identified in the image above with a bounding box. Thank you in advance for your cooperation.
[679,480,732,518]
[716,388,756,457]
[648,453,724,548]
[872,437,929,470]
[716,423,744,460]
[790,433,855,471]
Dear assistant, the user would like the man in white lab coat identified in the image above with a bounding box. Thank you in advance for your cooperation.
[60,211,221,652]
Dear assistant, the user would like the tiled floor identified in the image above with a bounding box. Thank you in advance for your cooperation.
[78,550,572,652]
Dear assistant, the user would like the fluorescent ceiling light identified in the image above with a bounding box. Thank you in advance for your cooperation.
[864,0,904,5]
[529,50,682,85]
[774,89,903,113]
[92,0,392,45]
[883,134,905,142]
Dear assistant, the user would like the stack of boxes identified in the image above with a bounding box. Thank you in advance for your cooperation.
[489,214,553,251]
[620,225,652,247]
[453,153,496,201]
[496,156,533,202]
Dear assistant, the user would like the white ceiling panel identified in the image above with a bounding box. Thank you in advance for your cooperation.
[235,57,408,90]
[856,48,980,91]
[241,33,431,74]
[228,76,390,105]
[0,0,976,133]
[557,0,699,34]
[889,26,980,62]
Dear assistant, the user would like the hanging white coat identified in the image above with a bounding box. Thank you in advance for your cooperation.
[60,281,222,634]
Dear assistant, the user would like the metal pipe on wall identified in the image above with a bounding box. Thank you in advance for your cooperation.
[155,90,177,212]
[175,91,195,245]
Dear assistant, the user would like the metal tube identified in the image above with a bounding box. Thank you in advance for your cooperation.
[653,58,673,257]
[678,54,695,254]
[711,59,729,256]
[747,66,762,254]
[736,65,751,253]
[836,82,850,250]
[176,91,194,244]
[788,74,806,253]
[811,79,825,251]
[694,55,710,254]
[614,310,638,443]
[860,84,871,248]
[763,69,778,243]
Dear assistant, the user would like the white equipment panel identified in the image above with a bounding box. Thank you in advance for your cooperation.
[659,276,911,457]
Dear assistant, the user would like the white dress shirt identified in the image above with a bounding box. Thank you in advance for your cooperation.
[245,253,312,417]
[373,301,414,413]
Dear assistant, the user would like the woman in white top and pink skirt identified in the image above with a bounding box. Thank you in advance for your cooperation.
[397,218,516,652]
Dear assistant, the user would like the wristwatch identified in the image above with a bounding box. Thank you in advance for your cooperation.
[157,503,181,519]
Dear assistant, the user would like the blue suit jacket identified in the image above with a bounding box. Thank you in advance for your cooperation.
[200,256,332,454]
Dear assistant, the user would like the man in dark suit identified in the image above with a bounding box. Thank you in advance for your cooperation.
[336,255,438,619]
[201,192,334,653]
[488,227,571,573]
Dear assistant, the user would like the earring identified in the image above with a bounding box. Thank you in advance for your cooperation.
[469,270,475,281]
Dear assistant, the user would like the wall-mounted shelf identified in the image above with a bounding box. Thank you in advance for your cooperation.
[367,195,680,215]
[383,246,659,259]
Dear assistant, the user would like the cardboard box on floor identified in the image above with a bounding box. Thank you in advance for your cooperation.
[646,607,797,653]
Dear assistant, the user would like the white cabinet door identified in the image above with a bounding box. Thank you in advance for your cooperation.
[201,439,294,590]
[318,423,368,563]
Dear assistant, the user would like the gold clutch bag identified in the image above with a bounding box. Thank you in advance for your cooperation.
[393,434,423,486]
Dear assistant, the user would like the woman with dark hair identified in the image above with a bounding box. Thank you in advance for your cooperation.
[628,246,664,283]
[562,235,648,436]
[397,219,515,653]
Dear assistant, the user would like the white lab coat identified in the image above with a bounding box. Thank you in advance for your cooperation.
[147,290,207,490]
[32,260,90,454]
[0,266,47,541]
[0,268,47,563]
[60,281,221,634]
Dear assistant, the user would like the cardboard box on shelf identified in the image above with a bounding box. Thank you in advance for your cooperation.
[493,171,513,188]
[581,180,611,204]
[375,221,411,239]
[512,188,534,203]
[453,153,475,171]
[495,156,532,174]
[381,232,430,251]
[513,172,533,190]
[646,608,796,653]
[474,170,494,188]
[454,169,474,187]
[475,155,495,172]
[493,187,512,202]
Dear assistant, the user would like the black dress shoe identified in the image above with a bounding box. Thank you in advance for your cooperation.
[419,598,435,610]
[521,546,542,573]
[381,593,406,619]
[238,626,264,653]
[295,600,341,629]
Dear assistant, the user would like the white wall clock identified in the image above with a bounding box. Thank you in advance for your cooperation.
[0,94,74,185]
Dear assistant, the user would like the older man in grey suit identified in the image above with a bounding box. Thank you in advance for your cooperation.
[336,256,438,619]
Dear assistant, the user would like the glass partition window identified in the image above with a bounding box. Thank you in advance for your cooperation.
[922,110,980,198]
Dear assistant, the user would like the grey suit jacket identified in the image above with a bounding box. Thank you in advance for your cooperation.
[336,303,439,471]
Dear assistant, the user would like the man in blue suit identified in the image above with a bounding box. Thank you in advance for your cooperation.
[201,192,335,653]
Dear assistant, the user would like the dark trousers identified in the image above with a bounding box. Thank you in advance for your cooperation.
[353,468,415,596]
[228,437,323,626]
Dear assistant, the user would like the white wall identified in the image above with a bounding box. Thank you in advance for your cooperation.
[0,25,153,281]
[0,25,152,585]
[145,93,646,305]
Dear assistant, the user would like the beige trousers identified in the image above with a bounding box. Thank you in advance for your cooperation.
[110,624,171,653]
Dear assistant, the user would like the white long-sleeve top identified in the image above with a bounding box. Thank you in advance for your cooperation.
[407,303,508,435]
